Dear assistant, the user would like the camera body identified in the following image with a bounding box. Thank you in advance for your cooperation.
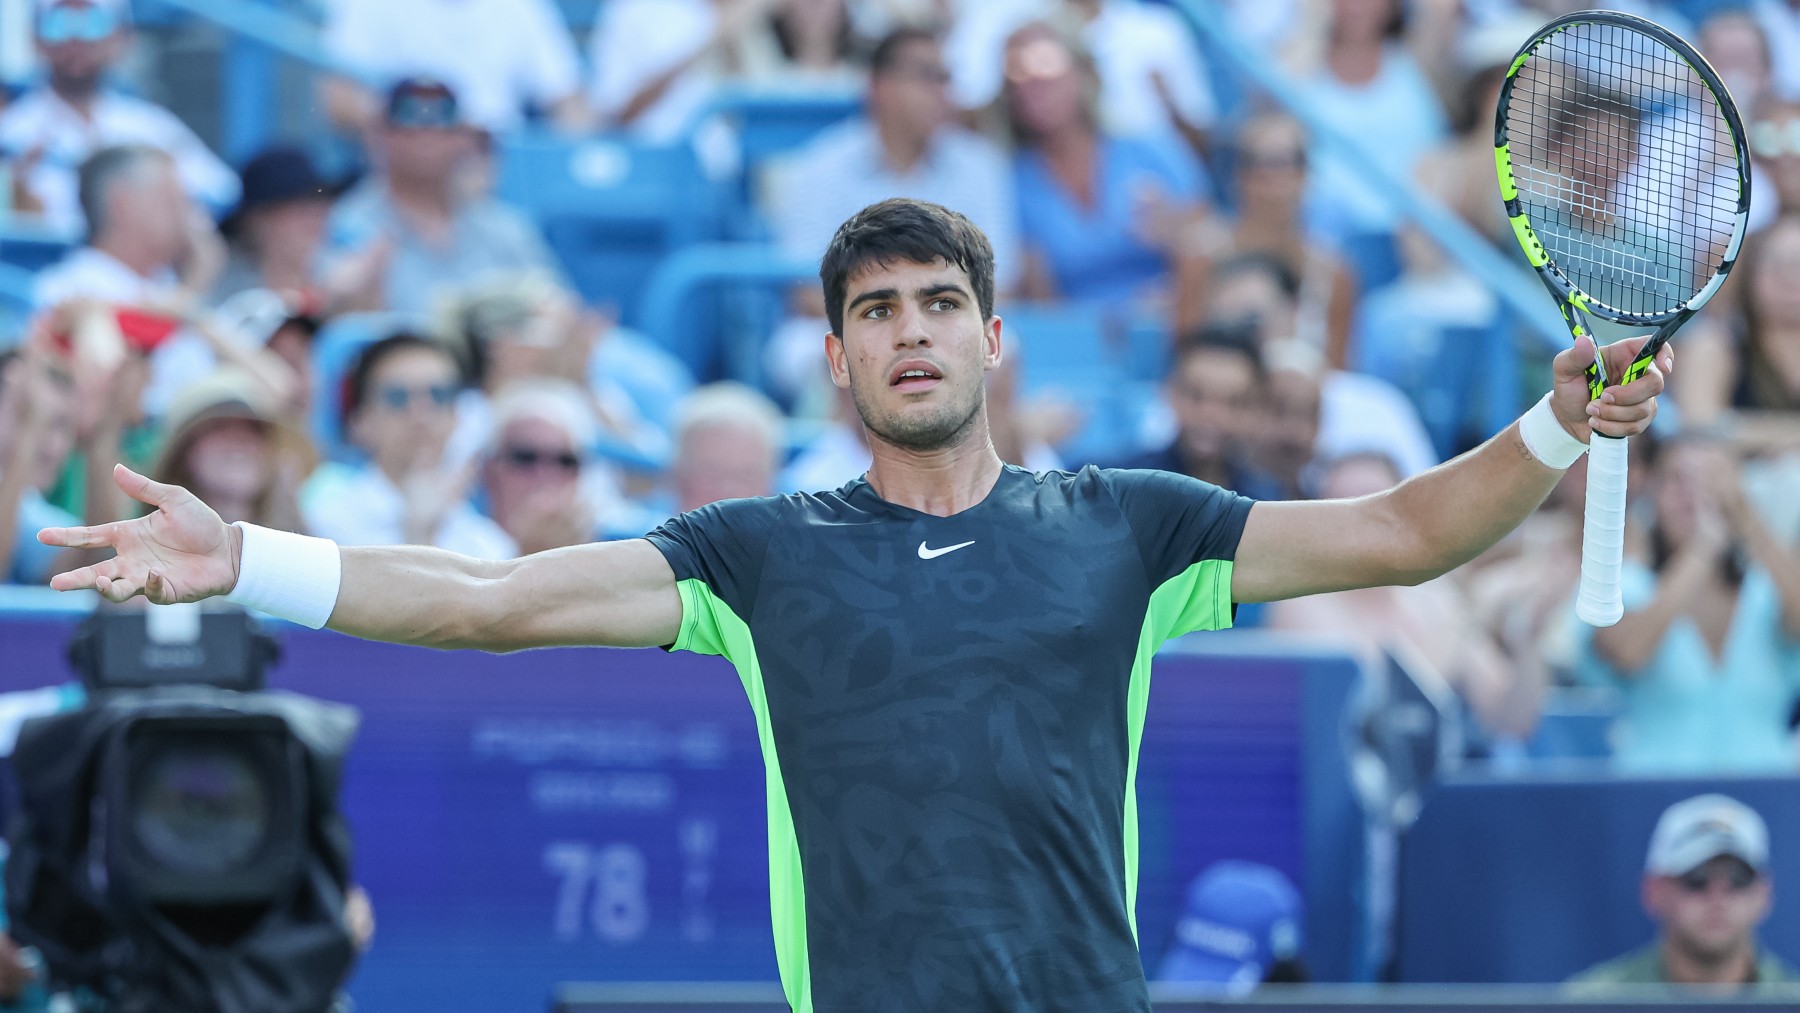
[4,606,360,1013]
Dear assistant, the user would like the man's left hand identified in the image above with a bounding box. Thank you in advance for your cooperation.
[1549,334,1672,442]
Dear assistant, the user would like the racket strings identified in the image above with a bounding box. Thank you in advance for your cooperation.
[1507,21,1741,317]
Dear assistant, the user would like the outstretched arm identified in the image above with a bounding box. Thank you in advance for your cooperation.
[1232,334,1669,603]
[40,466,681,652]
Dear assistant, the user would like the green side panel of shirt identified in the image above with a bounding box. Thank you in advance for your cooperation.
[1121,558,1235,944]
[672,577,813,1013]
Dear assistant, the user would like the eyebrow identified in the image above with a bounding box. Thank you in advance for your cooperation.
[846,282,973,315]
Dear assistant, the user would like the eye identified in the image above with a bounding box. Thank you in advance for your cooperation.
[929,297,959,312]
[863,304,893,320]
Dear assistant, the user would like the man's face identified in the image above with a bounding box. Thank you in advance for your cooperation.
[381,125,473,190]
[1167,347,1259,467]
[484,416,581,521]
[1556,108,1641,206]
[349,346,460,476]
[36,1,127,89]
[1261,369,1321,481]
[109,158,190,267]
[869,39,952,147]
[1647,856,1772,965]
[675,421,777,512]
[826,257,999,453]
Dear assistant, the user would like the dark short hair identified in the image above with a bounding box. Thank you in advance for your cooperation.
[869,26,939,79]
[77,144,169,242]
[820,198,995,338]
[1175,318,1265,379]
[342,332,455,426]
[1213,252,1300,302]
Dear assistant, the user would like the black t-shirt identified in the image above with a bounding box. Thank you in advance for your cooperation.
[645,464,1253,1012]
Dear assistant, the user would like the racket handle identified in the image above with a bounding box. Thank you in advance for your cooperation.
[1577,434,1629,627]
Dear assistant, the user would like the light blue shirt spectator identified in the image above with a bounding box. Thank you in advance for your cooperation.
[1297,47,1447,238]
[1013,135,1206,305]
[1576,562,1800,774]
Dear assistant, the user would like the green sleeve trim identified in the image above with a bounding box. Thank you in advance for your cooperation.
[1120,558,1236,946]
[671,579,813,1011]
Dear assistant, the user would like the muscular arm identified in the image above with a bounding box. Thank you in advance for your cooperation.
[327,540,681,652]
[1234,334,1670,603]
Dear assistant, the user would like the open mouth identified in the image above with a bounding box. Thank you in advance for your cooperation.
[889,362,943,392]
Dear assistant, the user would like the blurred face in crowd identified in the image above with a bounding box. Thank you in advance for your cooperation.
[381,123,476,193]
[1319,452,1402,500]
[1260,368,1322,486]
[1753,103,1800,214]
[1645,856,1771,967]
[106,155,191,267]
[246,197,332,268]
[869,37,952,149]
[1003,27,1090,142]
[483,415,583,526]
[1749,217,1800,332]
[1700,13,1771,112]
[827,257,1000,454]
[1167,345,1259,470]
[349,345,460,479]
[183,417,272,506]
[0,359,77,489]
[1329,0,1400,45]
[675,421,778,513]
[37,0,128,97]
[1235,118,1309,221]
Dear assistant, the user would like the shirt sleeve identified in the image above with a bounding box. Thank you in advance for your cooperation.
[642,496,782,655]
[1099,467,1253,636]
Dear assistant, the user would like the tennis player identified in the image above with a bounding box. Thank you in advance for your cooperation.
[41,198,1666,1012]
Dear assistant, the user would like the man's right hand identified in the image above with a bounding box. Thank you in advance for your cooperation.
[38,464,241,604]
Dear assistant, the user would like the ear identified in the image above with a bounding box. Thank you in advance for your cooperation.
[825,330,850,390]
[983,314,1004,373]
[1642,875,1667,920]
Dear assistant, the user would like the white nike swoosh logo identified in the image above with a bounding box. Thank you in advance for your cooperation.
[917,540,976,560]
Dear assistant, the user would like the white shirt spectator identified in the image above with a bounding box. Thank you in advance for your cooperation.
[767,118,1021,290]
[0,88,239,237]
[946,0,1215,142]
[322,0,583,132]
[300,461,517,560]
[1316,370,1439,480]
[1298,48,1448,237]
[32,247,213,418]
[1753,0,1800,101]
[587,0,716,142]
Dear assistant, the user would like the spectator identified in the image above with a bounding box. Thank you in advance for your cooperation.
[1578,434,1800,774]
[1677,214,1800,431]
[150,366,316,532]
[764,26,1020,400]
[1569,794,1798,992]
[1118,321,1268,495]
[1288,0,1451,244]
[320,0,586,134]
[1204,252,1436,479]
[0,346,78,584]
[1220,114,1357,369]
[478,380,608,555]
[1703,10,1776,138]
[323,78,566,317]
[1248,339,1325,502]
[1749,100,1800,229]
[300,333,514,558]
[759,0,866,88]
[1154,861,1307,991]
[947,0,1218,156]
[1752,0,1800,102]
[213,146,385,313]
[210,288,321,433]
[0,0,238,236]
[1270,450,1542,742]
[997,22,1210,311]
[672,382,786,512]
[1413,15,1538,249]
[33,144,226,419]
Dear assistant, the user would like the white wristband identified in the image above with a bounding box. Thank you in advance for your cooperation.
[1518,392,1589,469]
[223,522,342,629]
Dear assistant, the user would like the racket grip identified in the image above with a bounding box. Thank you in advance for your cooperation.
[1577,434,1629,627]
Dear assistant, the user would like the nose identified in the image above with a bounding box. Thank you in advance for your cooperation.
[894,302,932,348]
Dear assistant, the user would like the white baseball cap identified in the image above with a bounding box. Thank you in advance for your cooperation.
[1645,794,1770,877]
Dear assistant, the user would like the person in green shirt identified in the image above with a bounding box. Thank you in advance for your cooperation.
[1569,794,1799,995]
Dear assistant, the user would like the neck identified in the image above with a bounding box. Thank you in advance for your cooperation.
[863,417,1005,517]
[876,120,931,175]
[1039,122,1094,162]
[1662,937,1758,986]
[93,234,164,279]
[50,74,101,112]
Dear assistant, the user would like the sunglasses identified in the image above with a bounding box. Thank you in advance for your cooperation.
[501,446,581,472]
[1752,119,1800,158]
[1676,865,1758,894]
[38,5,119,44]
[375,383,457,412]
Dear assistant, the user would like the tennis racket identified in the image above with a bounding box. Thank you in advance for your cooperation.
[1494,10,1752,627]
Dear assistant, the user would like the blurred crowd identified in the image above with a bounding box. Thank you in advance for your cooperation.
[5,0,1800,777]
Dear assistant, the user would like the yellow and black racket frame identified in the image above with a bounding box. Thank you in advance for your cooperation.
[1493,8,1752,402]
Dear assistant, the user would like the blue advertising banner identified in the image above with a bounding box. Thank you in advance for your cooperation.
[0,614,1364,1011]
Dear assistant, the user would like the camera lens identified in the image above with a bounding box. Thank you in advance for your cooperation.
[132,743,272,874]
